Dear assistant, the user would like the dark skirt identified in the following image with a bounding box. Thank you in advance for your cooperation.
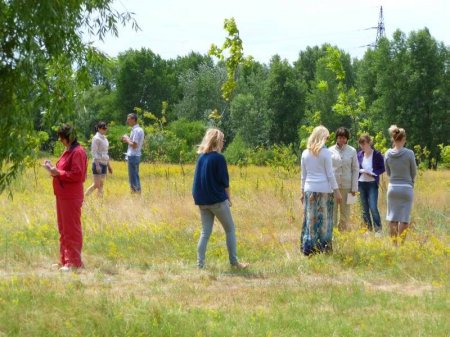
[301,192,335,255]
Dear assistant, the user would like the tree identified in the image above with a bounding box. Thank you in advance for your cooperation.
[116,48,177,119]
[325,46,365,139]
[298,45,355,136]
[230,60,271,146]
[0,0,137,193]
[357,29,450,166]
[404,29,449,165]
[230,93,271,147]
[173,63,227,121]
[209,17,253,103]
[265,55,306,145]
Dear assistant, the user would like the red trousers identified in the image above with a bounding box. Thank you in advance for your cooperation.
[56,197,84,267]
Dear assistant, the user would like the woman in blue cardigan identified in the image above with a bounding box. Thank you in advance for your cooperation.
[357,134,385,234]
[192,128,248,270]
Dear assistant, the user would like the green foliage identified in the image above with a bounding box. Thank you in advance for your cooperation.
[438,144,450,169]
[372,131,389,154]
[414,144,432,170]
[298,111,323,151]
[24,131,49,168]
[357,29,449,165]
[105,123,129,161]
[168,119,206,148]
[209,18,253,102]
[174,63,227,121]
[298,44,355,135]
[146,129,196,163]
[266,144,299,178]
[136,102,168,131]
[116,49,177,119]
[53,141,65,158]
[246,147,275,166]
[265,55,307,145]
[0,0,137,193]
[223,134,250,165]
[3,3,448,186]
[230,93,271,147]
[324,47,366,136]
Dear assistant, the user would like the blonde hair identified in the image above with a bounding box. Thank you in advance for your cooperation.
[388,125,406,143]
[307,125,329,156]
[197,128,225,154]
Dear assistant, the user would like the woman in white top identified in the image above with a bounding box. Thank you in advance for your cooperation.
[85,121,112,197]
[301,126,342,255]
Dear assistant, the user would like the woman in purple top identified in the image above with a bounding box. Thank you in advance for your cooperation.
[192,128,248,270]
[357,134,385,234]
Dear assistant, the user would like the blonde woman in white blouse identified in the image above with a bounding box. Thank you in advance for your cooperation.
[85,121,112,197]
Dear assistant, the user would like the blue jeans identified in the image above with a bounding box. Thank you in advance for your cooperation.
[197,200,238,267]
[127,155,141,192]
[358,181,382,232]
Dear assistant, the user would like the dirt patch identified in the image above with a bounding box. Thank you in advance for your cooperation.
[0,265,439,302]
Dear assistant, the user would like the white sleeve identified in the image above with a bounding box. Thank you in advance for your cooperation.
[91,137,100,160]
[351,151,359,192]
[301,152,306,191]
[325,151,338,190]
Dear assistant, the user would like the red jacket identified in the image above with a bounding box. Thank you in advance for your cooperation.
[53,142,88,199]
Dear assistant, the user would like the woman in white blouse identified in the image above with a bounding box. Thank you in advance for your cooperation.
[85,121,112,197]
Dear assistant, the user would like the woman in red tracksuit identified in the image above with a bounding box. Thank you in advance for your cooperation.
[44,124,87,271]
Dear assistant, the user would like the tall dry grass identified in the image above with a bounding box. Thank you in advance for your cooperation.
[0,161,448,336]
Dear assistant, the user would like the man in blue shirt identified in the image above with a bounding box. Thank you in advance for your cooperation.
[122,113,144,193]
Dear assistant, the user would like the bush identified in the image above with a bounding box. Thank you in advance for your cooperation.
[247,146,275,166]
[106,123,129,161]
[438,144,450,169]
[146,129,196,163]
[168,119,206,148]
[266,144,299,178]
[223,134,250,165]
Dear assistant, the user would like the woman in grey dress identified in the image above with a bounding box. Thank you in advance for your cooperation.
[384,125,417,245]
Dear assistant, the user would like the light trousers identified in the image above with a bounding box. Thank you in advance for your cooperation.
[197,200,238,267]
[333,188,351,231]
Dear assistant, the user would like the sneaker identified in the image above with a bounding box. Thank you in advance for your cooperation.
[231,262,249,270]
[374,232,383,238]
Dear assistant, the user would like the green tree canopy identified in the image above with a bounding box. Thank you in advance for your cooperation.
[0,0,137,193]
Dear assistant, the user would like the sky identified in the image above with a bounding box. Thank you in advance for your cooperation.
[91,0,450,64]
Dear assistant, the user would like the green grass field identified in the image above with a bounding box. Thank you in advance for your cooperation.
[0,162,449,336]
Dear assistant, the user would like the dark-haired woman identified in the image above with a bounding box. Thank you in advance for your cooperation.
[357,134,385,235]
[44,124,87,271]
[329,127,359,231]
[85,121,112,197]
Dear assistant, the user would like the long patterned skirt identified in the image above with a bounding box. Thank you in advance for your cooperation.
[301,192,335,256]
